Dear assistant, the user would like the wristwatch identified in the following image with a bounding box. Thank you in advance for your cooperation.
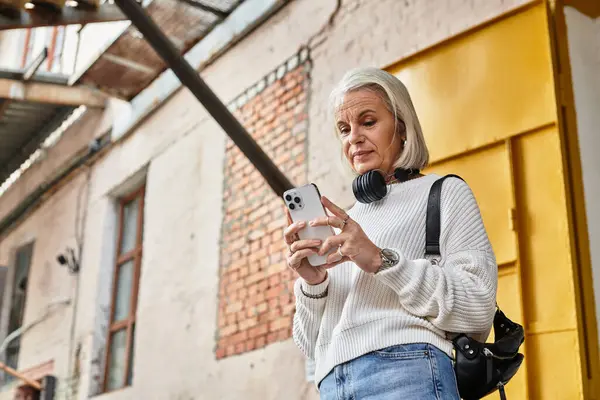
[374,248,400,274]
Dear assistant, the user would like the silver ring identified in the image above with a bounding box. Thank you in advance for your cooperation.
[341,215,350,230]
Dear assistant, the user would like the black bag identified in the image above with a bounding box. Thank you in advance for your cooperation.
[425,175,525,400]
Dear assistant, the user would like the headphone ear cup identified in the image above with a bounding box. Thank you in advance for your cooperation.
[352,170,387,203]
[352,175,364,203]
[363,172,377,203]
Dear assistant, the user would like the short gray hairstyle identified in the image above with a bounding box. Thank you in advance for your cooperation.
[329,67,429,171]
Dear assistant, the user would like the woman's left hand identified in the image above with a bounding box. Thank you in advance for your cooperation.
[310,196,382,274]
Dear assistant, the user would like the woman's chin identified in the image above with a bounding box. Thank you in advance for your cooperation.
[353,161,379,175]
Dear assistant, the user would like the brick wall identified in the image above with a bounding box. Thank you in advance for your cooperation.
[216,51,310,359]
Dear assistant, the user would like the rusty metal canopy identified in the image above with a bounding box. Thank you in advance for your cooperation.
[75,0,244,100]
[0,0,245,187]
[0,95,74,185]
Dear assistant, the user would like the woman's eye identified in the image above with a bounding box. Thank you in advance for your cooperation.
[364,120,376,127]
[339,128,350,136]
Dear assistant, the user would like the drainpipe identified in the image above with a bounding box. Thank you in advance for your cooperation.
[0,298,71,389]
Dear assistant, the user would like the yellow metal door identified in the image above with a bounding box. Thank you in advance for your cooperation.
[387,2,595,398]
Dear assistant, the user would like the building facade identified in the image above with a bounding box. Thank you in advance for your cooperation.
[0,0,598,399]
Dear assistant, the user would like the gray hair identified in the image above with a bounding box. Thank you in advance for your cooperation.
[329,67,429,171]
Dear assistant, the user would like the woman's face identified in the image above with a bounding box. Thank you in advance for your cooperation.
[336,89,403,176]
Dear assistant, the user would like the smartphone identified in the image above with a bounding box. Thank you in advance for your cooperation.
[283,184,336,266]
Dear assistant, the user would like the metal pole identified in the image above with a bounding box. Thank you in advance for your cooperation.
[114,0,294,197]
[0,362,42,390]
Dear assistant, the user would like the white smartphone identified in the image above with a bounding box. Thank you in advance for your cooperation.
[283,183,336,266]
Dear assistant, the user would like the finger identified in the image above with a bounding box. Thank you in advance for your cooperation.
[319,235,347,256]
[309,215,344,229]
[285,208,293,225]
[321,196,349,219]
[288,248,317,268]
[322,256,350,269]
[325,250,344,265]
[283,221,306,245]
[290,239,322,253]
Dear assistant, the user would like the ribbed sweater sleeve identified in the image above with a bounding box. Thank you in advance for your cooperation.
[373,178,498,333]
[292,275,330,360]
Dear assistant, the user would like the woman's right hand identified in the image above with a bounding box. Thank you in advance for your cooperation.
[284,209,328,285]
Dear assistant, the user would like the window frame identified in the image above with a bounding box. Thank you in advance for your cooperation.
[4,241,34,380]
[103,185,145,393]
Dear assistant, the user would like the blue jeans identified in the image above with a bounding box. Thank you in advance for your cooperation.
[319,343,460,400]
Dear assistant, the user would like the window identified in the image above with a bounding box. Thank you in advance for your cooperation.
[6,242,34,377]
[103,186,145,392]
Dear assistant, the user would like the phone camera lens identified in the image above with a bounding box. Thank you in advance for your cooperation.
[294,197,301,204]
[289,203,295,210]
[285,194,292,201]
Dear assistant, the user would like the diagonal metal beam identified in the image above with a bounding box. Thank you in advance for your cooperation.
[177,0,229,19]
[0,4,127,30]
[114,0,294,197]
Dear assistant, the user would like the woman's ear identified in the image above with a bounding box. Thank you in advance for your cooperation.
[395,119,406,136]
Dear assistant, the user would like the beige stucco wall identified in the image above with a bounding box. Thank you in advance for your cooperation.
[0,172,88,399]
[0,0,532,399]
[564,5,600,360]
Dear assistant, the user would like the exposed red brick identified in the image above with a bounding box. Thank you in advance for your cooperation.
[247,291,265,307]
[216,62,310,358]
[216,347,226,360]
[226,280,244,294]
[245,339,256,352]
[268,274,280,287]
[226,345,235,357]
[229,330,248,345]
[257,280,269,292]
[282,303,296,316]
[268,307,282,321]
[255,336,266,349]
[239,317,258,331]
[279,293,293,306]
[265,285,283,300]
[266,332,278,345]
[225,301,243,314]
[226,314,236,326]
[267,261,286,276]
[235,343,245,354]
[258,312,271,324]
[256,302,268,314]
[245,272,263,286]
[248,323,269,339]
[270,316,291,332]
[268,298,278,310]
[277,328,290,342]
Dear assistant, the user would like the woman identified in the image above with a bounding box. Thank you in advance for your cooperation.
[284,67,498,399]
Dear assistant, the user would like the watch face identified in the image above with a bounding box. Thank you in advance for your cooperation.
[382,248,399,262]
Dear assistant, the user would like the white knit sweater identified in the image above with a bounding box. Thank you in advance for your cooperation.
[292,174,498,387]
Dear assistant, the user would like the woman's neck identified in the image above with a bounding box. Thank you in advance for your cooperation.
[386,168,422,185]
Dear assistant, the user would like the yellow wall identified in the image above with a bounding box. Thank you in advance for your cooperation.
[387,3,593,398]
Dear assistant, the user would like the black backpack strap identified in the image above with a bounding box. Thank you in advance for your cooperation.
[425,174,464,256]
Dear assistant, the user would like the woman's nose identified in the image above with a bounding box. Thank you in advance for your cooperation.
[348,127,364,144]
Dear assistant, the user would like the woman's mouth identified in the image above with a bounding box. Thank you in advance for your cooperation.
[353,151,373,161]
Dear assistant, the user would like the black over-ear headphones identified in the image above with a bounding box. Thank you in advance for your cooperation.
[352,168,420,204]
